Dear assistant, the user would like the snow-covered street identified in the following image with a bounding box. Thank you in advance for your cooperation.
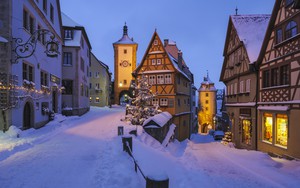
[1,106,300,188]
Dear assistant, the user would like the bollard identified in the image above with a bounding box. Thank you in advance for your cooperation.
[146,176,169,188]
[122,136,132,155]
[118,126,124,136]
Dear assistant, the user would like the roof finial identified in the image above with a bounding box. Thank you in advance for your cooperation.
[123,22,128,36]
[235,6,238,15]
[207,70,209,79]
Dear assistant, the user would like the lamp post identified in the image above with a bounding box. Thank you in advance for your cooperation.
[12,29,60,63]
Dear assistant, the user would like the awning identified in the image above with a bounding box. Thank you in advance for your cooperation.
[0,35,8,43]
[257,106,290,111]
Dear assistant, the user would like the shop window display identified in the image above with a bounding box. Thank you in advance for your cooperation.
[263,113,273,143]
[242,119,252,145]
[276,114,288,147]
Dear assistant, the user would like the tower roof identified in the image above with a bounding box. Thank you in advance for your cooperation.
[199,72,216,92]
[114,23,137,45]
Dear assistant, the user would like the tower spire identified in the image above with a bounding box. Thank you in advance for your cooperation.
[235,6,238,15]
[123,22,128,36]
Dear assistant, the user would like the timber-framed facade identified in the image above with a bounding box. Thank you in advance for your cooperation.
[133,31,195,141]
[220,14,270,150]
[256,0,300,159]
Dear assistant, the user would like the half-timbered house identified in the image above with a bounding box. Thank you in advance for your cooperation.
[255,0,300,159]
[133,31,194,141]
[220,14,270,150]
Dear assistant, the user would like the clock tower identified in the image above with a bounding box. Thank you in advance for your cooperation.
[113,23,138,104]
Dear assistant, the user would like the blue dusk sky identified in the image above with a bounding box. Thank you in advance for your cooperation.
[60,0,275,89]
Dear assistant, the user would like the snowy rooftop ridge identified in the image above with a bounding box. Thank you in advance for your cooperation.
[231,14,270,64]
[143,112,172,128]
[61,12,82,27]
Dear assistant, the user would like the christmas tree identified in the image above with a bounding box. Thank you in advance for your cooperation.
[125,74,161,125]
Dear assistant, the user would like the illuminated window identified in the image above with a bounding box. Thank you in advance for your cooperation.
[276,114,288,147]
[263,113,273,143]
[242,119,252,145]
[89,97,92,103]
[95,97,100,103]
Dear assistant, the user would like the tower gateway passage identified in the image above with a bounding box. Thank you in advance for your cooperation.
[112,23,138,105]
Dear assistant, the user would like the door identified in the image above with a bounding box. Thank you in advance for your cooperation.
[23,102,31,129]
[52,90,57,112]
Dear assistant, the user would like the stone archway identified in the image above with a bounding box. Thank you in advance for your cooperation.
[23,101,33,129]
[202,123,209,133]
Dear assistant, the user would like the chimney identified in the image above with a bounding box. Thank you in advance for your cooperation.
[164,39,169,47]
[178,50,183,70]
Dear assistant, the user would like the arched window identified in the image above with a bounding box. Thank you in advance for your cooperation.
[285,21,298,39]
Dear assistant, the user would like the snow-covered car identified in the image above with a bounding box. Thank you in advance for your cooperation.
[213,131,224,140]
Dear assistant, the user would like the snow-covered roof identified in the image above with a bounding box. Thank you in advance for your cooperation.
[225,102,256,107]
[231,15,270,64]
[257,106,289,111]
[114,34,137,45]
[143,112,172,128]
[168,53,190,80]
[61,12,82,27]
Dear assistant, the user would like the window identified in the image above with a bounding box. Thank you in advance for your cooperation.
[64,30,73,39]
[157,59,162,65]
[271,68,279,86]
[241,119,252,145]
[23,63,34,82]
[177,75,181,84]
[246,79,251,93]
[285,21,297,39]
[23,9,28,30]
[230,84,233,95]
[43,0,47,13]
[177,99,181,106]
[263,113,288,148]
[123,79,127,85]
[157,75,164,84]
[276,114,288,147]
[263,113,273,143]
[124,49,127,54]
[263,70,270,88]
[85,86,89,97]
[154,40,158,45]
[89,97,92,103]
[50,4,54,22]
[151,59,156,65]
[86,66,89,77]
[89,72,92,78]
[95,97,100,103]
[29,15,35,34]
[165,74,172,84]
[40,71,48,86]
[160,98,168,106]
[95,83,100,90]
[205,100,208,104]
[63,52,72,66]
[276,29,283,44]
[286,0,294,7]
[89,83,92,89]
[280,65,289,85]
[95,71,100,78]
[81,58,84,72]
[62,80,73,95]
[239,80,244,93]
[149,75,156,85]
[206,93,209,97]
[152,98,159,106]
[206,107,209,111]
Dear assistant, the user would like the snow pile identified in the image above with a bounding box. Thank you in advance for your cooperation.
[1,106,300,188]
[142,111,172,127]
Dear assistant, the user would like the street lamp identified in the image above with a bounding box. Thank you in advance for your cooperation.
[12,29,60,63]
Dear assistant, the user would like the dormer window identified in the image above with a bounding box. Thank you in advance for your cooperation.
[64,29,73,39]
[285,21,298,39]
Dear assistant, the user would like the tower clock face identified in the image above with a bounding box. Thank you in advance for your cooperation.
[121,60,129,67]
